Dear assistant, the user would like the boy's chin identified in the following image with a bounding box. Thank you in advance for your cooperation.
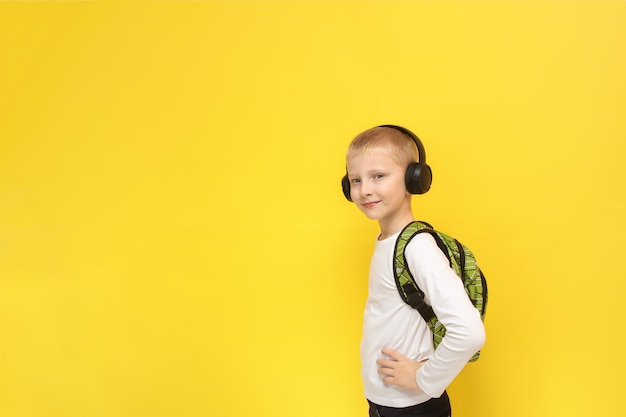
[359,210,381,221]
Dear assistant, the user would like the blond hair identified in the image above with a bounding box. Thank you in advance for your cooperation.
[345,126,418,168]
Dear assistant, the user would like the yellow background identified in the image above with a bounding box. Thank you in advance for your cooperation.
[1,1,625,416]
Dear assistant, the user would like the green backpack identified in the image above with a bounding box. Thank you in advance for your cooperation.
[393,221,488,362]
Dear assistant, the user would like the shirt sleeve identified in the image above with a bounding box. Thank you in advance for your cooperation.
[405,233,486,398]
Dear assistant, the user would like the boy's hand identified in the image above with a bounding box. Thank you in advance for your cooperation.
[376,347,427,392]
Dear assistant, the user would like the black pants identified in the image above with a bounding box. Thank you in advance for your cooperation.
[368,392,451,417]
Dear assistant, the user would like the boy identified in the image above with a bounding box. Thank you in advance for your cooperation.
[342,125,485,417]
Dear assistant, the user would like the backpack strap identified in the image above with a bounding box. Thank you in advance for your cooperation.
[393,221,438,322]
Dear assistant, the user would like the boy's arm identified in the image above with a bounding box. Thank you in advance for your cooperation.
[407,234,486,398]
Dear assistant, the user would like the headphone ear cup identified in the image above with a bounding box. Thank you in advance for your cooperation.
[405,163,432,194]
[341,175,353,201]
[419,164,432,194]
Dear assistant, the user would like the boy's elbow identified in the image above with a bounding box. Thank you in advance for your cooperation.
[468,322,486,352]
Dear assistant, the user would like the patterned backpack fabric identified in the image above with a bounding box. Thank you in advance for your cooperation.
[393,221,488,362]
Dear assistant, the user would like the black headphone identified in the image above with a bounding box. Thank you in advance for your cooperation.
[341,125,432,201]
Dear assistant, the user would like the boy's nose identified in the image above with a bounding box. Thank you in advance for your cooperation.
[360,182,373,197]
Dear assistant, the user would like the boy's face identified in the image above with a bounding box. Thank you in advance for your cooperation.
[346,147,412,228]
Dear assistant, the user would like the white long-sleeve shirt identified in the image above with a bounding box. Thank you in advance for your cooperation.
[360,229,486,407]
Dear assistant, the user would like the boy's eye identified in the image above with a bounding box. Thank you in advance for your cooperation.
[351,178,361,184]
[373,174,384,180]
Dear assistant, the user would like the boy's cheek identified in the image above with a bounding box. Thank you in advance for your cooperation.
[350,188,358,202]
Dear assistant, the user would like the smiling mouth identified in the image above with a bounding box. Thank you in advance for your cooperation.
[362,201,380,208]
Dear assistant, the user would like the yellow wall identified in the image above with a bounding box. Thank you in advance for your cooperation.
[1,2,625,416]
